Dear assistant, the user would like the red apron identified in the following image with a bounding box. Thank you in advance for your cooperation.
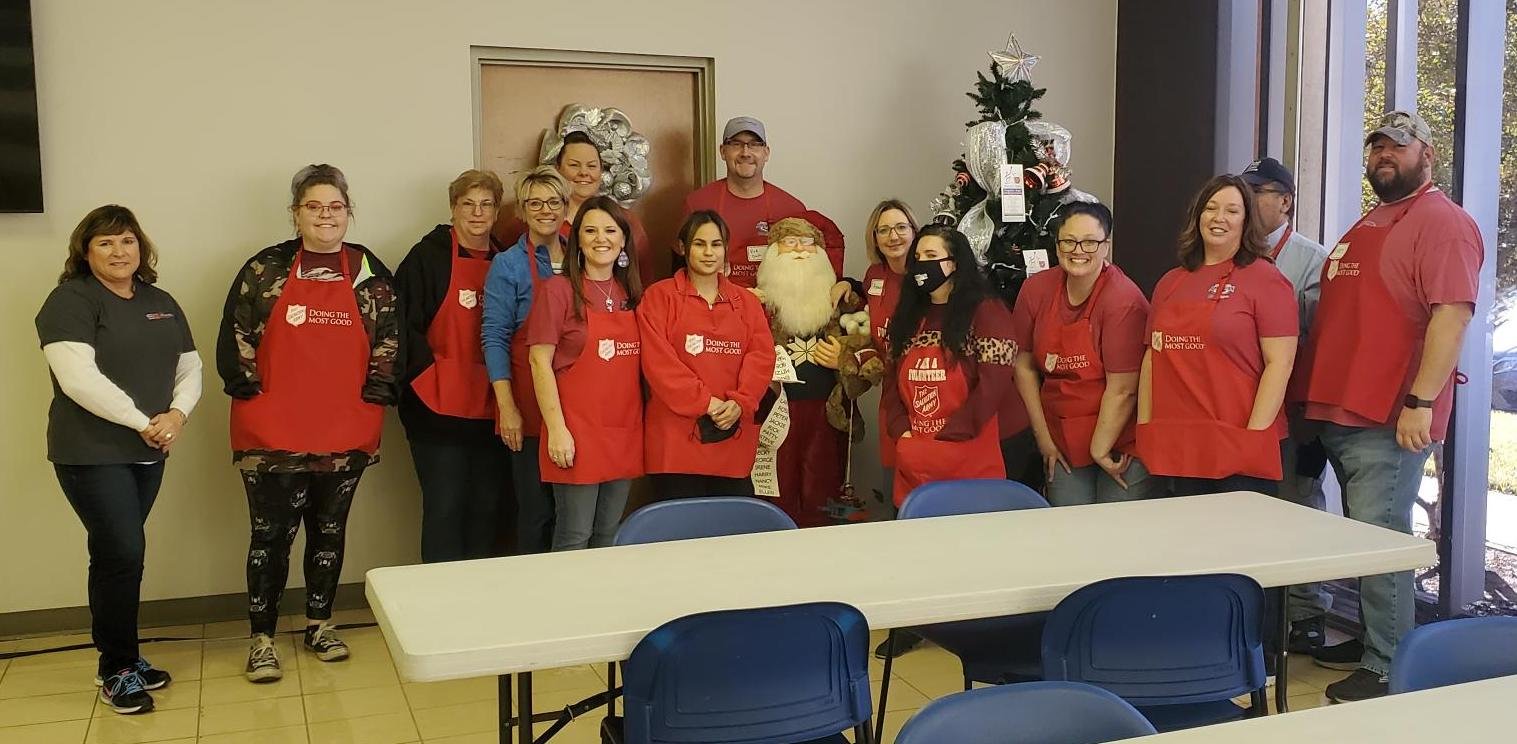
[717,187,774,288]
[1033,269,1133,469]
[410,231,493,419]
[891,338,1005,502]
[1291,183,1433,423]
[1269,226,1292,260]
[539,294,644,484]
[644,286,762,478]
[865,265,903,467]
[1137,264,1282,480]
[509,254,549,436]
[231,249,384,455]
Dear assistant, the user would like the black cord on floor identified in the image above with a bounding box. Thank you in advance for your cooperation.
[0,622,379,661]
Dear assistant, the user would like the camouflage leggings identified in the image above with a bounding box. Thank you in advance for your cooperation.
[241,469,363,636]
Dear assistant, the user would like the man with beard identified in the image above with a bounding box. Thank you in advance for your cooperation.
[755,217,876,527]
[680,117,807,288]
[1292,110,1483,702]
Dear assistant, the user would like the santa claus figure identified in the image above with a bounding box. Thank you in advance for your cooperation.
[755,217,878,527]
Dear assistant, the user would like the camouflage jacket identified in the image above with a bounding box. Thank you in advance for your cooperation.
[215,239,399,472]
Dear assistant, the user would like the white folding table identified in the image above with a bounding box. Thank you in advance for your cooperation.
[366,491,1433,743]
[1136,674,1517,742]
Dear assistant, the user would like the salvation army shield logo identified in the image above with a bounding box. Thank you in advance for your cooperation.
[286,304,308,327]
[912,385,941,417]
[685,333,705,355]
[1151,331,1164,352]
[1327,260,1339,280]
[458,289,478,309]
[1044,353,1059,373]
[597,338,615,361]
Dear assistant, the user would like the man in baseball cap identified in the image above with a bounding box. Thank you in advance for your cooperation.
[679,115,808,288]
[1293,108,1483,702]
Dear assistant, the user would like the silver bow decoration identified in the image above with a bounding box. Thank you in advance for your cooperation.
[538,103,653,206]
[958,202,996,265]
[956,120,1008,260]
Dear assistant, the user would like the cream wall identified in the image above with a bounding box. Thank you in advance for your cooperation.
[0,0,1116,614]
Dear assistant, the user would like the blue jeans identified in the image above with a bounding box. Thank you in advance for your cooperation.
[1045,456,1163,506]
[54,462,164,676]
[1277,435,1333,621]
[551,480,631,550]
[1320,423,1430,675]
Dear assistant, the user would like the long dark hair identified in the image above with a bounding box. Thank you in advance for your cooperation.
[59,205,159,285]
[888,225,988,360]
[564,195,642,319]
[1177,174,1269,271]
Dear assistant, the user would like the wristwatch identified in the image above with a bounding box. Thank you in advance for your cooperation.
[1403,394,1434,409]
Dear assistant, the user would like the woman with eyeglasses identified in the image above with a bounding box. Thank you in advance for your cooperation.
[394,169,511,563]
[527,196,644,550]
[883,225,1017,498]
[638,210,776,499]
[495,131,655,282]
[1010,202,1158,506]
[860,199,917,504]
[482,166,570,554]
[217,164,399,682]
[1137,174,1298,496]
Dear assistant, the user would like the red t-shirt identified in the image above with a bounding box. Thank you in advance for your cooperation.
[1304,188,1483,438]
[1148,259,1298,379]
[525,275,632,371]
[1011,264,1151,375]
[681,179,806,287]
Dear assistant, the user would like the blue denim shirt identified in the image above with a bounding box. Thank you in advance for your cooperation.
[482,235,558,381]
[1265,222,1329,341]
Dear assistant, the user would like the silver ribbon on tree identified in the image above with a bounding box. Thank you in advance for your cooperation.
[537,103,653,206]
[958,120,1009,264]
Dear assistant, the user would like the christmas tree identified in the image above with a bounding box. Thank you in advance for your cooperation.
[929,33,1096,304]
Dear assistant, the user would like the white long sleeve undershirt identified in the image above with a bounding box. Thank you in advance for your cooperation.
[42,342,203,431]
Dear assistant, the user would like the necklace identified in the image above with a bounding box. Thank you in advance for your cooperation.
[588,278,618,312]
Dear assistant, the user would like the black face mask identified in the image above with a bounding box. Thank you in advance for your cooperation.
[912,257,954,293]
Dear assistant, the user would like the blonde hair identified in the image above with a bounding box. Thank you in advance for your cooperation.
[448,169,504,206]
[864,199,918,265]
[767,217,824,249]
[514,166,569,216]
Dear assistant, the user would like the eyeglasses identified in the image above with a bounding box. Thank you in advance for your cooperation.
[1251,187,1287,198]
[299,202,348,216]
[1055,238,1109,253]
[523,198,565,212]
[778,236,816,248]
[874,223,913,238]
[723,140,767,152]
[458,199,497,213]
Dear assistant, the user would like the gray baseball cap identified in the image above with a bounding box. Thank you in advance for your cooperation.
[1366,110,1432,146]
[721,116,766,144]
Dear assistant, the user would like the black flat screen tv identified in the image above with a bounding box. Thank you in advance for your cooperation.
[1,0,42,213]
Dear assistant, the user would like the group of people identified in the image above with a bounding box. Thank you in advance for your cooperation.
[37,109,1481,716]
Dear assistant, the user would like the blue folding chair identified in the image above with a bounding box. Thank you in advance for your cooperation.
[1042,574,1267,732]
[613,496,797,546]
[1389,616,1517,693]
[876,479,1050,735]
[601,602,875,744]
[894,681,1157,744]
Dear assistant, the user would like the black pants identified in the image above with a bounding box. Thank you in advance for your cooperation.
[650,473,756,500]
[1000,429,1047,493]
[512,437,555,554]
[55,462,164,676]
[410,436,510,563]
[241,469,364,636]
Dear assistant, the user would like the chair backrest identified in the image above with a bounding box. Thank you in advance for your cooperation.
[1042,574,1266,706]
[613,497,797,546]
[899,478,1049,519]
[1389,616,1517,694]
[895,681,1157,744]
[621,602,873,744]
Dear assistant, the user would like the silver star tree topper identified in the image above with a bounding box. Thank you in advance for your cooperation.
[989,32,1040,83]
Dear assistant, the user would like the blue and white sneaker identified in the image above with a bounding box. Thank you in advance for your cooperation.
[95,658,172,690]
[98,668,154,714]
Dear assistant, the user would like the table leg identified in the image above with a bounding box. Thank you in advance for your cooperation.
[518,672,535,744]
[499,674,513,742]
[1275,587,1289,714]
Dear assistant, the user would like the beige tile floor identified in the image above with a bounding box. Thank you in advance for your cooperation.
[0,610,1335,744]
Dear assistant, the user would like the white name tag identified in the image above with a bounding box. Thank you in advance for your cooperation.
[747,244,766,262]
[1000,163,1027,222]
[1023,249,1051,274]
[868,278,885,296]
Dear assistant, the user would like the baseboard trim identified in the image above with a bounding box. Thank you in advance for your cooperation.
[0,583,370,639]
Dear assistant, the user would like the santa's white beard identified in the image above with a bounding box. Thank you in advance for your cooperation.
[757,247,837,338]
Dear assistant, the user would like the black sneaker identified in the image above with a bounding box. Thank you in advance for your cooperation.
[99,668,154,715]
[873,630,922,660]
[95,658,171,691]
[304,622,350,662]
[246,633,283,683]
[1325,668,1388,703]
[1288,617,1326,654]
[1313,638,1364,671]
